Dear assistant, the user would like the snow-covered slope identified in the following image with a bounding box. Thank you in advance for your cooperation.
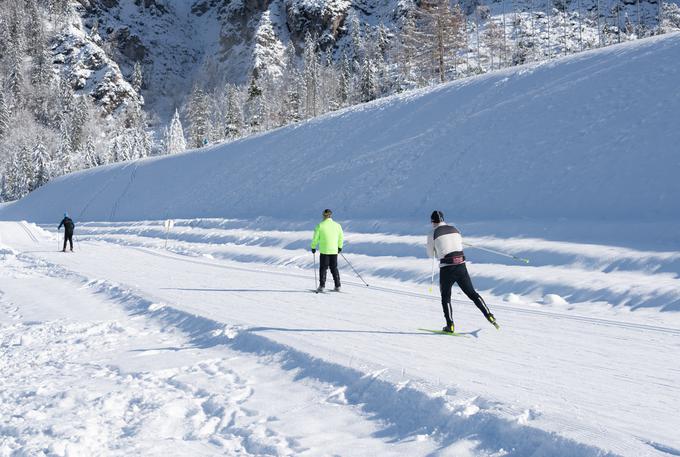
[2,33,679,224]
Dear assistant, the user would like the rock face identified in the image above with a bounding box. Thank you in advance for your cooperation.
[57,0,677,123]
[52,11,141,115]
[57,0,403,121]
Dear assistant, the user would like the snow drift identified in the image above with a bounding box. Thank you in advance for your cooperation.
[2,33,680,224]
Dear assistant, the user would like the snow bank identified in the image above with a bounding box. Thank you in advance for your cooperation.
[1,33,679,224]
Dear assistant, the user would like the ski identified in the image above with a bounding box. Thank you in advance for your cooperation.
[417,328,467,337]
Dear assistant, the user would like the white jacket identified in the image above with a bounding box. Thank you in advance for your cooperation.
[427,222,465,266]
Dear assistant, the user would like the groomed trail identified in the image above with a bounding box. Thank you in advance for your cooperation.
[2,221,679,456]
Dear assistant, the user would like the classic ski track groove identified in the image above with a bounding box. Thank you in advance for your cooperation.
[7,245,620,457]
[19,221,39,244]
[120,244,680,337]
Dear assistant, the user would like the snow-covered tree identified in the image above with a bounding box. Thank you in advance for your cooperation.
[303,32,320,118]
[245,75,264,131]
[360,55,377,103]
[223,84,243,139]
[348,12,365,67]
[33,139,51,190]
[0,90,9,140]
[131,61,143,93]
[187,86,211,148]
[337,52,352,107]
[165,108,186,154]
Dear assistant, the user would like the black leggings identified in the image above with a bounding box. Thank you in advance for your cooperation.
[63,231,73,251]
[319,254,340,288]
[439,263,491,325]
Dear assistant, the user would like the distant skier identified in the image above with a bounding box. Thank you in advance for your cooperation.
[426,210,498,333]
[58,213,75,252]
[311,209,344,292]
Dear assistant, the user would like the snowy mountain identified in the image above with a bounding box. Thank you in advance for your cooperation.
[64,0,680,121]
[3,32,679,224]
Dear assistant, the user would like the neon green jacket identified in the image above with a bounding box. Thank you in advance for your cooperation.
[311,218,344,254]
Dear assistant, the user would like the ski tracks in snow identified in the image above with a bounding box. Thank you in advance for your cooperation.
[0,256,304,456]
[3,221,678,456]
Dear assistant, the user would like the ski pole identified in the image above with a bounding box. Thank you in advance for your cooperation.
[57,228,61,251]
[463,242,530,264]
[341,253,369,287]
[313,251,318,289]
[429,254,436,293]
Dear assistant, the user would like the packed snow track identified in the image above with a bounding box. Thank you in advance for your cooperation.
[1,220,679,456]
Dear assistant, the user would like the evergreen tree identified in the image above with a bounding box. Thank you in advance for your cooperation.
[303,32,319,118]
[125,104,150,159]
[284,69,304,123]
[69,97,90,154]
[360,55,377,103]
[0,90,9,140]
[165,108,187,154]
[17,145,34,197]
[376,23,391,60]
[26,0,43,56]
[187,86,211,148]
[7,47,24,110]
[245,75,264,130]
[224,85,243,139]
[33,139,51,190]
[110,137,123,163]
[31,30,53,89]
[348,12,365,67]
[4,153,21,201]
[56,121,74,174]
[131,61,143,93]
[337,52,351,106]
[82,136,99,168]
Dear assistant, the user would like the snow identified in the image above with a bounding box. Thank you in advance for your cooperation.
[2,220,679,455]
[1,34,680,456]
[2,33,679,225]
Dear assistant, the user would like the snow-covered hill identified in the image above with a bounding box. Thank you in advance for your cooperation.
[2,33,679,224]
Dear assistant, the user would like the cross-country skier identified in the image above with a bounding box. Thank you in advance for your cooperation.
[426,210,499,333]
[311,209,344,293]
[58,213,75,252]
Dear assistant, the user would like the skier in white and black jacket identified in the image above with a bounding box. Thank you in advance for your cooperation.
[426,210,499,333]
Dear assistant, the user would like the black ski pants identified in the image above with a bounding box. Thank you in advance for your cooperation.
[63,230,74,251]
[319,254,341,288]
[439,263,492,326]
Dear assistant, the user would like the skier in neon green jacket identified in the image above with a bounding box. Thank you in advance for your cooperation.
[311,209,344,292]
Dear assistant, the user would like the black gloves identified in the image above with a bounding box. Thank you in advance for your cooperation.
[338,248,342,253]
[311,248,316,254]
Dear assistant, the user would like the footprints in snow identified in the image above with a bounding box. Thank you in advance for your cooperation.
[0,319,301,456]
